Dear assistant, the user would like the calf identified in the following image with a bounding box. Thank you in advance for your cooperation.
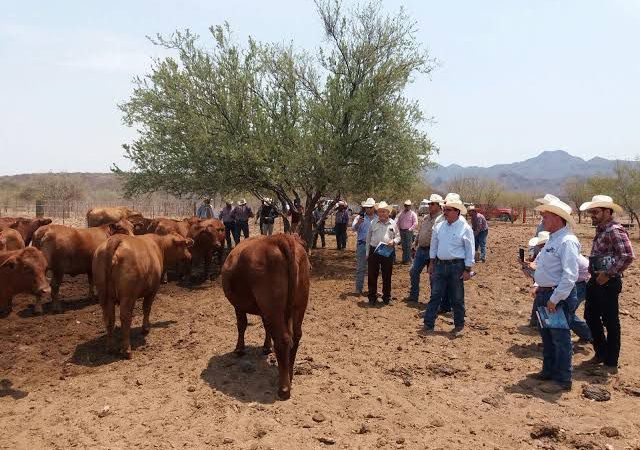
[188,218,225,280]
[0,229,25,251]
[221,234,310,400]
[92,233,193,358]
[0,247,51,317]
[33,220,133,312]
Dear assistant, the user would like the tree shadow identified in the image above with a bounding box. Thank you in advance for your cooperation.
[506,342,542,360]
[310,250,356,281]
[504,377,563,403]
[70,320,176,367]
[0,379,28,400]
[200,346,278,404]
[16,296,98,318]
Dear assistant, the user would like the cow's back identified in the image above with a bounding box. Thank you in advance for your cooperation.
[36,225,109,275]
[0,228,25,251]
[87,207,132,227]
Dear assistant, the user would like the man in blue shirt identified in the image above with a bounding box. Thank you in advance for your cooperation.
[525,197,580,392]
[352,197,376,295]
[424,193,475,337]
[196,198,214,219]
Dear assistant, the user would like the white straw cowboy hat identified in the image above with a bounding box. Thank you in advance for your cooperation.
[376,201,391,211]
[361,197,376,208]
[535,194,559,205]
[528,231,550,247]
[238,198,247,205]
[443,193,467,215]
[534,198,575,227]
[403,199,412,206]
[468,205,476,212]
[426,194,444,205]
[579,195,624,214]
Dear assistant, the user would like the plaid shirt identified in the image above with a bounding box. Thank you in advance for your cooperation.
[472,213,488,234]
[590,219,635,276]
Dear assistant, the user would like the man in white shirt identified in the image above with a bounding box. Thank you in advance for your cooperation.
[423,193,475,336]
[525,197,581,392]
[365,201,401,305]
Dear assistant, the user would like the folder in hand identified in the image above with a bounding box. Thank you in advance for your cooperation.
[535,306,569,329]
[374,242,394,258]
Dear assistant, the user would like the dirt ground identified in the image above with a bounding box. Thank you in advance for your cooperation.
[1,221,640,449]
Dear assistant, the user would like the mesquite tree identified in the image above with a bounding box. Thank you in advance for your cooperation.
[116,0,436,244]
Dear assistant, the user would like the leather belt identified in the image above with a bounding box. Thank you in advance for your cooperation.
[537,286,556,292]
[436,258,464,265]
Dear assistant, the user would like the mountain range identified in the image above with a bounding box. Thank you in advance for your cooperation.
[425,150,624,193]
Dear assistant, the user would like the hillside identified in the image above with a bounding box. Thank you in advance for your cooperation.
[425,150,624,193]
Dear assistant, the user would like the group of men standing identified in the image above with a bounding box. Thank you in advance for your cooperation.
[198,198,254,249]
[521,194,634,392]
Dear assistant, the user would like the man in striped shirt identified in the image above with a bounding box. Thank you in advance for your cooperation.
[469,206,489,262]
[579,195,635,373]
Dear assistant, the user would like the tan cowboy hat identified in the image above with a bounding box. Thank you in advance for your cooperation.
[361,197,376,208]
[534,198,575,227]
[403,199,412,206]
[535,194,559,205]
[443,193,467,215]
[579,195,623,214]
[238,198,247,205]
[376,201,391,211]
[468,205,476,211]
[426,194,443,205]
[528,231,550,247]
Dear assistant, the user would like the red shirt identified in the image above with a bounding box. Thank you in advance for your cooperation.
[590,219,635,275]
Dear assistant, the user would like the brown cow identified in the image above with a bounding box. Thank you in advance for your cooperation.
[0,247,51,317]
[221,234,310,400]
[188,218,225,280]
[33,220,134,313]
[0,229,25,251]
[92,233,193,358]
[129,216,156,235]
[0,217,52,246]
[86,207,143,227]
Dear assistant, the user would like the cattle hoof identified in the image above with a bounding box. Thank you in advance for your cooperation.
[122,350,132,360]
[31,305,43,315]
[277,387,291,400]
[141,327,150,336]
[0,308,11,318]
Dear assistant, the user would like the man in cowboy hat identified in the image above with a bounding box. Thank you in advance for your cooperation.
[523,231,593,343]
[232,198,254,242]
[334,201,350,250]
[526,196,581,391]
[257,198,277,236]
[366,201,400,305]
[534,194,560,235]
[423,193,475,336]
[196,198,214,219]
[396,200,418,264]
[219,200,237,250]
[406,194,444,302]
[352,198,376,295]
[469,206,489,262]
[579,195,635,372]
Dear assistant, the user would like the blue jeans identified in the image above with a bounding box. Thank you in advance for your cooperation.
[409,247,430,299]
[475,230,488,260]
[572,281,592,341]
[535,288,577,383]
[400,230,414,263]
[424,260,465,328]
[355,241,367,293]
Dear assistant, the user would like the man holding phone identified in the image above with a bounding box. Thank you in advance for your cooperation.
[579,195,635,373]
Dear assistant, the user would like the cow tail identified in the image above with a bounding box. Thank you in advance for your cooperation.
[105,237,125,304]
[279,235,298,343]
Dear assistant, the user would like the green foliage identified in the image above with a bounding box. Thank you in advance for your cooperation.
[116,0,437,241]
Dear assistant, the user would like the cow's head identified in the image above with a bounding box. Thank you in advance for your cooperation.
[165,233,193,267]
[130,216,154,235]
[0,248,50,316]
[108,219,135,236]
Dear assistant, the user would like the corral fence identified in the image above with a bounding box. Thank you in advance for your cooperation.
[0,200,197,221]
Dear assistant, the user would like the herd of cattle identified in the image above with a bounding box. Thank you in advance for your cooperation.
[0,206,311,399]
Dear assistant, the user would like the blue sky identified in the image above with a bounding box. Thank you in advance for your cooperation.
[1,0,639,175]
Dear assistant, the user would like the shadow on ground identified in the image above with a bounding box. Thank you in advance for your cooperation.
[71,320,176,367]
[201,346,279,404]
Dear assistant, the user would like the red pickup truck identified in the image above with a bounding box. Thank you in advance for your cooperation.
[469,204,518,222]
